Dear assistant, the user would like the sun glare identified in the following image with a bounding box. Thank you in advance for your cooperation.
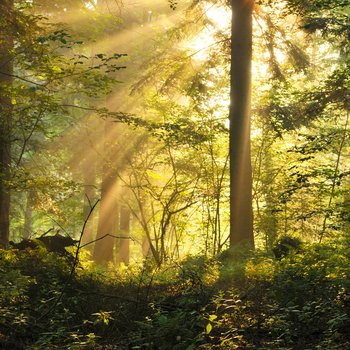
[185,4,230,61]
[204,3,230,31]
[84,0,97,11]
[187,29,216,61]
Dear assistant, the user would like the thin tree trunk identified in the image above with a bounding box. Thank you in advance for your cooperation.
[229,0,254,247]
[0,0,14,247]
[142,236,151,259]
[319,111,349,242]
[81,151,97,249]
[262,143,278,250]
[23,191,34,239]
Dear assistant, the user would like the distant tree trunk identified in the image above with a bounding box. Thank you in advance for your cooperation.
[319,111,349,242]
[342,178,350,233]
[142,236,151,258]
[93,119,119,264]
[81,163,97,248]
[0,0,14,247]
[23,191,34,239]
[116,205,130,265]
[93,170,119,263]
[263,152,278,250]
[229,0,254,247]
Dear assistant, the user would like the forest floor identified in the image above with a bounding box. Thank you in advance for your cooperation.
[1,237,349,349]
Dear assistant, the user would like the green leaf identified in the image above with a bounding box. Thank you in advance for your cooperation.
[206,322,212,334]
[208,314,217,322]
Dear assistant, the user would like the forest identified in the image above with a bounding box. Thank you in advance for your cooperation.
[0,0,349,349]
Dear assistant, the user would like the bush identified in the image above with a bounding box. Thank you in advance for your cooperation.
[1,240,349,349]
[266,243,350,348]
[272,235,303,260]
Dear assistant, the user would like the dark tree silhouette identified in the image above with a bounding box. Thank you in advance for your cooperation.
[229,0,254,247]
[0,0,14,247]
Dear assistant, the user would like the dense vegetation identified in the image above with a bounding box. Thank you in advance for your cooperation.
[0,0,349,348]
[1,236,350,349]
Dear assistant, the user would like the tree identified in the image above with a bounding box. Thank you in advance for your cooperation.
[229,0,254,247]
[92,119,120,264]
[0,0,126,247]
[0,0,14,247]
[126,0,255,253]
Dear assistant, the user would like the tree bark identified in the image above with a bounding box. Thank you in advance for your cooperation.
[229,0,254,247]
[93,171,119,264]
[0,0,14,247]
[93,119,119,264]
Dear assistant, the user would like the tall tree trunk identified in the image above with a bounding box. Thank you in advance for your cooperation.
[93,119,119,264]
[229,0,254,247]
[0,0,14,247]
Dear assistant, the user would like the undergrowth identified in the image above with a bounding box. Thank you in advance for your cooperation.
[0,237,349,349]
